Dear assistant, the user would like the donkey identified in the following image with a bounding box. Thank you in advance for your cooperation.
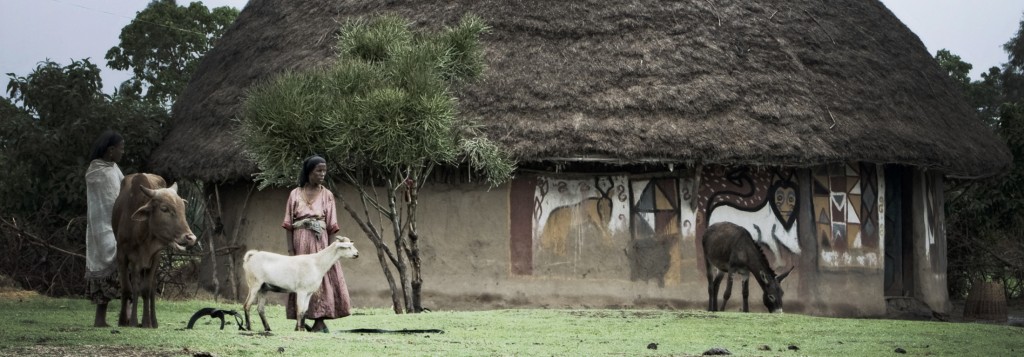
[703,222,793,313]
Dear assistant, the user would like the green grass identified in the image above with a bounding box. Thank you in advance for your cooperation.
[1,293,1022,356]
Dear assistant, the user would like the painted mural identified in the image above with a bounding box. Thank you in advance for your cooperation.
[813,164,884,269]
[698,166,800,265]
[922,172,946,270]
[530,176,630,278]
[626,177,684,286]
[508,163,886,282]
[510,174,691,285]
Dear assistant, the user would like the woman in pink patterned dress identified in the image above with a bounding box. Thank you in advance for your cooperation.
[281,155,351,333]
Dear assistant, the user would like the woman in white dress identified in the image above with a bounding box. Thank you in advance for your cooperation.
[85,130,124,327]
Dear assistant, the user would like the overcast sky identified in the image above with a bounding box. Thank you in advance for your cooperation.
[1,0,1023,96]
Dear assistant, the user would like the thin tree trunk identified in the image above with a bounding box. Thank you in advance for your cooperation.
[388,188,412,313]
[204,188,223,302]
[406,174,423,313]
[371,231,403,314]
[225,184,254,301]
[338,194,404,314]
[409,231,423,312]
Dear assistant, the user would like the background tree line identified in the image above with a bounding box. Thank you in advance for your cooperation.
[937,15,1024,299]
[0,0,237,296]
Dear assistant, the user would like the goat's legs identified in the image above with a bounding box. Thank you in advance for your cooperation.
[295,293,312,331]
[242,288,259,331]
[257,294,271,332]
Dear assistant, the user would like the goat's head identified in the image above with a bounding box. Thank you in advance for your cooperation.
[331,236,359,259]
[760,266,794,313]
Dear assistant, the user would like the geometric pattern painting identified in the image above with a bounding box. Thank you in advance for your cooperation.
[814,163,883,269]
[627,178,683,286]
[922,172,946,270]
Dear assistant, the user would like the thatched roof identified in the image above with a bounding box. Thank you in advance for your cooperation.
[151,0,1011,182]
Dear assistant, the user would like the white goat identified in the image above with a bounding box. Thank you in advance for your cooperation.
[242,236,359,331]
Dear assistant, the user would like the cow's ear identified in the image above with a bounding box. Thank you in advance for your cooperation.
[168,182,178,194]
[131,204,152,222]
[141,186,157,198]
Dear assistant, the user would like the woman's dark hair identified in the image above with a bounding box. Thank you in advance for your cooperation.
[298,155,327,187]
[89,130,124,161]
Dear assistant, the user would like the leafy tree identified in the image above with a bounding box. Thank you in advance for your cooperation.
[936,49,1003,125]
[1,59,168,294]
[240,15,515,313]
[105,0,238,105]
[1,1,236,296]
[936,49,973,90]
[939,13,1024,298]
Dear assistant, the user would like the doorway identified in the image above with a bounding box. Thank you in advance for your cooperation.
[884,166,914,296]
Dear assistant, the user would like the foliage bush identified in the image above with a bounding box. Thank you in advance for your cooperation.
[0,59,168,295]
[0,1,235,298]
[938,17,1024,299]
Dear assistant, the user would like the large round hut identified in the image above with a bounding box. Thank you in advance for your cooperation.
[151,0,1011,316]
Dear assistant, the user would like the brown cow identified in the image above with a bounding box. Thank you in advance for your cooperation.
[112,173,197,328]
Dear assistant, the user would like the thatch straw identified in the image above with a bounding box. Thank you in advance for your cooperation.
[151,0,1011,182]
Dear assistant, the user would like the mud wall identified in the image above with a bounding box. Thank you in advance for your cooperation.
[197,164,945,317]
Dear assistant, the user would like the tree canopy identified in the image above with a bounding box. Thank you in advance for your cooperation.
[105,0,238,105]
[938,12,1024,298]
[2,59,166,214]
[241,14,513,189]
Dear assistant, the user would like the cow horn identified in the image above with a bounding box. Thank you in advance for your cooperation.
[141,186,157,198]
[168,182,179,194]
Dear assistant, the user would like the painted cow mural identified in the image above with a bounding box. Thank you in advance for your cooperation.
[529,176,630,278]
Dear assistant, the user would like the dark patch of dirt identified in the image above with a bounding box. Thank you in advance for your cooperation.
[566,310,668,319]
[674,311,718,319]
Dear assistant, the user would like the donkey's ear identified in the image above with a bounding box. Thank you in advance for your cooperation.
[777,266,795,281]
